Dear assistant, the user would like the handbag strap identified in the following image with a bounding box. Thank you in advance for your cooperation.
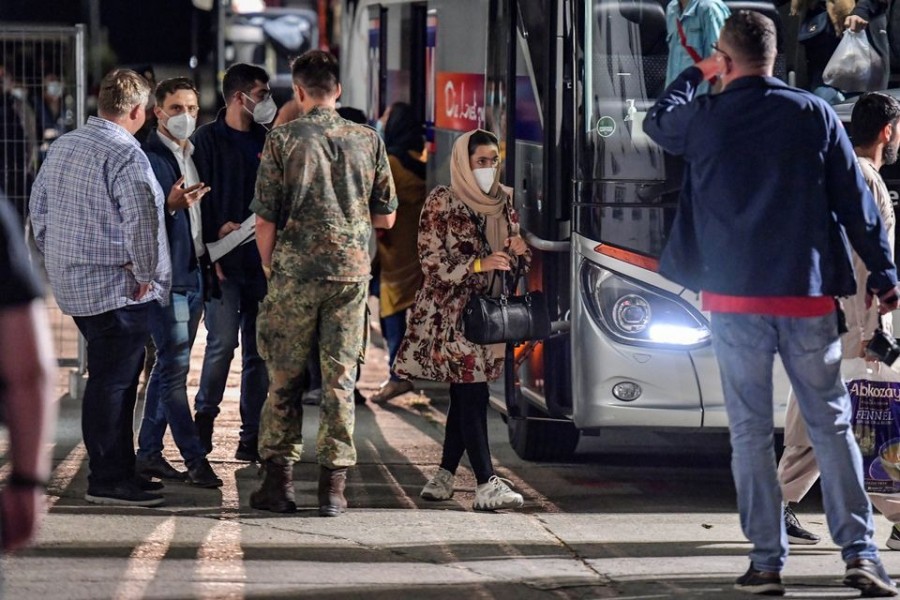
[465,206,516,296]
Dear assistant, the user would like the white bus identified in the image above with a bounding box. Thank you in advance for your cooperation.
[340,0,796,460]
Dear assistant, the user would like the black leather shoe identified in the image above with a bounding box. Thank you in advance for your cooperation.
[186,458,223,488]
[136,455,187,481]
[235,439,260,462]
[85,480,164,507]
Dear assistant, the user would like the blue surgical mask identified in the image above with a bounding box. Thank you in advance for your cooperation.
[374,119,385,138]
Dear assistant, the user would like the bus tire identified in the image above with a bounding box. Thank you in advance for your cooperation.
[507,396,580,462]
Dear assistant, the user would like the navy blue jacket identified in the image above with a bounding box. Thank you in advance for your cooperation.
[143,129,200,294]
[644,67,897,298]
[191,109,267,300]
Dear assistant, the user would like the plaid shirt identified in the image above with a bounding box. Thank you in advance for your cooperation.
[30,116,170,316]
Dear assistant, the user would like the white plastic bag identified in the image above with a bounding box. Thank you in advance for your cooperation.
[823,30,880,93]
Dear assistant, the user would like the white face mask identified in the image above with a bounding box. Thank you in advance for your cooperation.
[46,81,63,99]
[244,93,277,124]
[161,110,196,141]
[472,167,497,194]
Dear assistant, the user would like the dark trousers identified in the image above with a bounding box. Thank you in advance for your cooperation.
[74,304,152,488]
[440,381,494,485]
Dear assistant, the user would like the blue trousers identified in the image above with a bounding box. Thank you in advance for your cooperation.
[138,287,206,465]
[710,312,879,572]
[195,277,268,443]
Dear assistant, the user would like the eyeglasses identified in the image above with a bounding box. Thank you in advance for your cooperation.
[242,89,271,103]
[712,43,732,63]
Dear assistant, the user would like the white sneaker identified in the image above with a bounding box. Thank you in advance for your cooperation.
[473,475,524,511]
[420,468,454,500]
[887,524,900,550]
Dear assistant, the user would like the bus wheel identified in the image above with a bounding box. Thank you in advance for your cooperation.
[507,396,580,462]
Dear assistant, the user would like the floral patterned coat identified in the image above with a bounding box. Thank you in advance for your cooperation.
[393,185,530,384]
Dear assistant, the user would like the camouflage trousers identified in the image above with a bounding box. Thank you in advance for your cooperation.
[256,278,368,468]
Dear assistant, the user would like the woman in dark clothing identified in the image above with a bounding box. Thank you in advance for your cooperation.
[370,102,428,403]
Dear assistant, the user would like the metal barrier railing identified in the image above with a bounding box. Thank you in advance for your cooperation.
[0,25,87,397]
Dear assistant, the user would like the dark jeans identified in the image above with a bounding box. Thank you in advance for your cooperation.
[440,382,493,485]
[195,277,268,443]
[74,304,152,488]
[382,309,407,382]
[138,287,205,466]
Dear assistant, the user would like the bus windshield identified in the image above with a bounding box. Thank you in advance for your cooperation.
[578,0,791,260]
[577,0,678,259]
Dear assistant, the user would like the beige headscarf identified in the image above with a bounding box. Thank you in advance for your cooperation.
[449,130,514,255]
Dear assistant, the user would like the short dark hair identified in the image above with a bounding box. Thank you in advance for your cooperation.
[467,129,499,157]
[851,92,900,146]
[291,50,340,99]
[222,63,269,103]
[720,10,776,68]
[155,77,198,106]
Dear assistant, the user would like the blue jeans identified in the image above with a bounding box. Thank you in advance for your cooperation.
[138,287,205,465]
[382,309,407,381]
[73,304,151,487]
[710,312,878,572]
[195,277,268,443]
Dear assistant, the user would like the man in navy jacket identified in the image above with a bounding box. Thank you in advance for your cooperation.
[191,64,273,461]
[138,77,221,489]
[645,10,899,597]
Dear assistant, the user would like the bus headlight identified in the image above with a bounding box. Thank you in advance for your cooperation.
[580,259,711,349]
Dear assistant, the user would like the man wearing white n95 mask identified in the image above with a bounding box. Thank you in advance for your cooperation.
[136,77,221,490]
[191,63,273,463]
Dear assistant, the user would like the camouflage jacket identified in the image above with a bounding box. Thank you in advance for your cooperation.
[251,106,398,282]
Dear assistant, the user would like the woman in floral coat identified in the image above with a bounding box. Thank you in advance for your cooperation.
[393,129,530,511]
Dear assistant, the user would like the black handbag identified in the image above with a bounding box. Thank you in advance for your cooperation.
[462,272,552,344]
[460,207,551,344]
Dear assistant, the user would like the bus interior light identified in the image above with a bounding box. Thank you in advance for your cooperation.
[580,259,711,349]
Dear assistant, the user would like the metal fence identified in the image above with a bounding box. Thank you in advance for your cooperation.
[0,25,86,382]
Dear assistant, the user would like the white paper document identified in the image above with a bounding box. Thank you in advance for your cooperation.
[206,215,256,263]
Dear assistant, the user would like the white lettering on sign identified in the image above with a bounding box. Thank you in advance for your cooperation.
[849,380,900,399]
[443,80,484,127]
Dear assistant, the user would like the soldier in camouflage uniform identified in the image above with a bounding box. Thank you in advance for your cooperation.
[249,49,397,516]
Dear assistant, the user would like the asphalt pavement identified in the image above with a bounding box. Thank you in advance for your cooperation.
[3,308,900,599]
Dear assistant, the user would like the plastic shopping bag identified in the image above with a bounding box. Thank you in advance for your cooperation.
[823,30,880,93]
[845,358,900,493]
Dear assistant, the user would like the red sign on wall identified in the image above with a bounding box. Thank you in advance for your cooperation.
[434,72,485,132]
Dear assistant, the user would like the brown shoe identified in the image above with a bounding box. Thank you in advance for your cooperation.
[318,466,348,517]
[369,379,413,403]
[250,460,296,513]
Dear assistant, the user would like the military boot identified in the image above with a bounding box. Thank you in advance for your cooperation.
[250,460,296,513]
[318,466,348,517]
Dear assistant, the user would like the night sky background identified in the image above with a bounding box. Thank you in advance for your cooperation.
[0,0,216,66]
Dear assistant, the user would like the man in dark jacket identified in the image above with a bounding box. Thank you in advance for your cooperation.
[192,63,274,461]
[138,77,221,489]
[645,10,899,597]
